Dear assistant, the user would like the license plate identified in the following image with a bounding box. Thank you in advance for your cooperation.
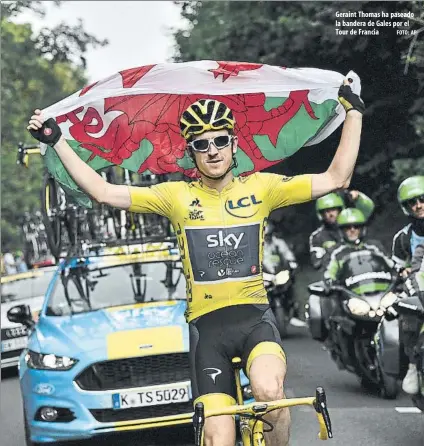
[1,336,28,352]
[112,383,191,409]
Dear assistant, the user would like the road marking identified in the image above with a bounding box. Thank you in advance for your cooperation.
[395,407,422,414]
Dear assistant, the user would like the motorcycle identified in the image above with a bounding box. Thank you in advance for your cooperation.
[376,296,424,411]
[263,264,297,338]
[306,274,400,398]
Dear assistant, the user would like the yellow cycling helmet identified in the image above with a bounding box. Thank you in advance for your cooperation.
[180,99,235,140]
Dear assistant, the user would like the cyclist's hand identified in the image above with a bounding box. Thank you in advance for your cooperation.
[338,79,365,115]
[27,109,62,147]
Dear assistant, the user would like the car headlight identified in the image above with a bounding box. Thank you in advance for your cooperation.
[347,298,371,316]
[380,291,398,309]
[275,270,290,286]
[25,350,78,371]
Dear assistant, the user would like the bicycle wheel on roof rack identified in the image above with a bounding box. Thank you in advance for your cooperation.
[40,174,62,260]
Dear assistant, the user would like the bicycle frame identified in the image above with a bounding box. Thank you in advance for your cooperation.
[193,358,332,446]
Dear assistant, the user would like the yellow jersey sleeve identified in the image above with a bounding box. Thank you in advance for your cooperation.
[261,173,312,212]
[128,183,176,218]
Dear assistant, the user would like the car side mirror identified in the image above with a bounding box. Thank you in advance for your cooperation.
[7,304,35,329]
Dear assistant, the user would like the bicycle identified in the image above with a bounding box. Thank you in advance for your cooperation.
[193,357,332,446]
[19,210,49,267]
[17,143,94,259]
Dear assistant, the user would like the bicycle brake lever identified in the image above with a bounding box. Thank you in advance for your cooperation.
[314,387,333,438]
[193,402,204,446]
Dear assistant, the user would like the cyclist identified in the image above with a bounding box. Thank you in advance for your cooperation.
[309,190,375,270]
[391,176,424,394]
[28,80,363,446]
[324,208,394,290]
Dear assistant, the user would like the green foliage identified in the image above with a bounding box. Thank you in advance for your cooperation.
[173,0,424,251]
[1,1,107,250]
[391,157,424,183]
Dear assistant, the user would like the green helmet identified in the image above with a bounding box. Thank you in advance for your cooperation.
[337,208,366,226]
[397,175,424,216]
[337,208,367,243]
[315,193,345,220]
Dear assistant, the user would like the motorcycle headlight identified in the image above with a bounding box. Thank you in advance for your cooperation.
[380,292,398,309]
[25,350,78,371]
[347,298,371,316]
[275,270,290,286]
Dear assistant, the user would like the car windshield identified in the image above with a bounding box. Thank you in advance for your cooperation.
[1,269,56,304]
[46,260,186,316]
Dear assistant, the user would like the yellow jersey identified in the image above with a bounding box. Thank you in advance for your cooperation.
[129,173,312,321]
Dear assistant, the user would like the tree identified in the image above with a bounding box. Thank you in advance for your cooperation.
[1,1,107,249]
[172,1,423,251]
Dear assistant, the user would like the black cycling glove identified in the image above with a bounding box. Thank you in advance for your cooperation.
[338,84,365,115]
[28,118,62,147]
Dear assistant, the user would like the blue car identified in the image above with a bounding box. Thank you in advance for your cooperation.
[14,246,251,445]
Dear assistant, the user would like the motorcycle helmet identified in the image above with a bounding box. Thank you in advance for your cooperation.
[315,193,345,221]
[337,208,367,244]
[397,175,424,217]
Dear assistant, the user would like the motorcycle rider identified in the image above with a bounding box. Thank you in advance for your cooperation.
[310,190,375,270]
[263,222,300,323]
[263,222,298,273]
[324,208,394,292]
[392,176,424,268]
[391,176,424,394]
[399,243,424,395]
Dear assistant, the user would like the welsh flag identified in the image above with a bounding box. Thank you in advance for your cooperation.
[40,60,361,207]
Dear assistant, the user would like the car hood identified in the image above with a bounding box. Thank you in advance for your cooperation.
[32,300,189,360]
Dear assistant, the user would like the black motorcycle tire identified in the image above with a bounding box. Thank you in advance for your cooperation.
[379,370,399,400]
[274,306,288,339]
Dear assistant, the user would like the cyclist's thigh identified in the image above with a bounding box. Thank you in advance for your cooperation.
[242,306,287,377]
[189,314,237,409]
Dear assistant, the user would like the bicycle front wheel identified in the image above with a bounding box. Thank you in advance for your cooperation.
[40,175,62,259]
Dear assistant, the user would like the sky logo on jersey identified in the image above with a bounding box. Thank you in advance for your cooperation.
[225,195,263,218]
[186,223,260,282]
[206,231,244,249]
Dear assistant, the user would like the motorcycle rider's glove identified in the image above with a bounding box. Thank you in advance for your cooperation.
[289,261,298,270]
[338,84,365,114]
[28,118,62,147]
[384,305,399,321]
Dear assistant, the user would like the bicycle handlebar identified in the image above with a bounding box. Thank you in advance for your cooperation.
[17,142,41,167]
[193,387,333,443]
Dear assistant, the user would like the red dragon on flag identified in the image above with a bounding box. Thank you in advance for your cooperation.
[41,60,360,207]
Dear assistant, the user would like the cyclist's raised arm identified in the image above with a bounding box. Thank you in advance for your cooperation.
[28,109,131,209]
[310,80,364,200]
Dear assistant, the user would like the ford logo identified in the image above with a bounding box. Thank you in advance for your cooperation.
[33,383,55,395]
[6,326,27,338]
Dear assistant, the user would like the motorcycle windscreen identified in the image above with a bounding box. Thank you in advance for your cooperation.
[338,253,393,296]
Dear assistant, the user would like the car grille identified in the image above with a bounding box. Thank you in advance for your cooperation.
[75,353,190,391]
[89,401,193,423]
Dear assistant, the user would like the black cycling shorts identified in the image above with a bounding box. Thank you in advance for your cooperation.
[189,304,285,405]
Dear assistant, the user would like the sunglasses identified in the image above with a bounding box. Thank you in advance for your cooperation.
[343,224,362,230]
[188,135,233,153]
[405,195,424,208]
